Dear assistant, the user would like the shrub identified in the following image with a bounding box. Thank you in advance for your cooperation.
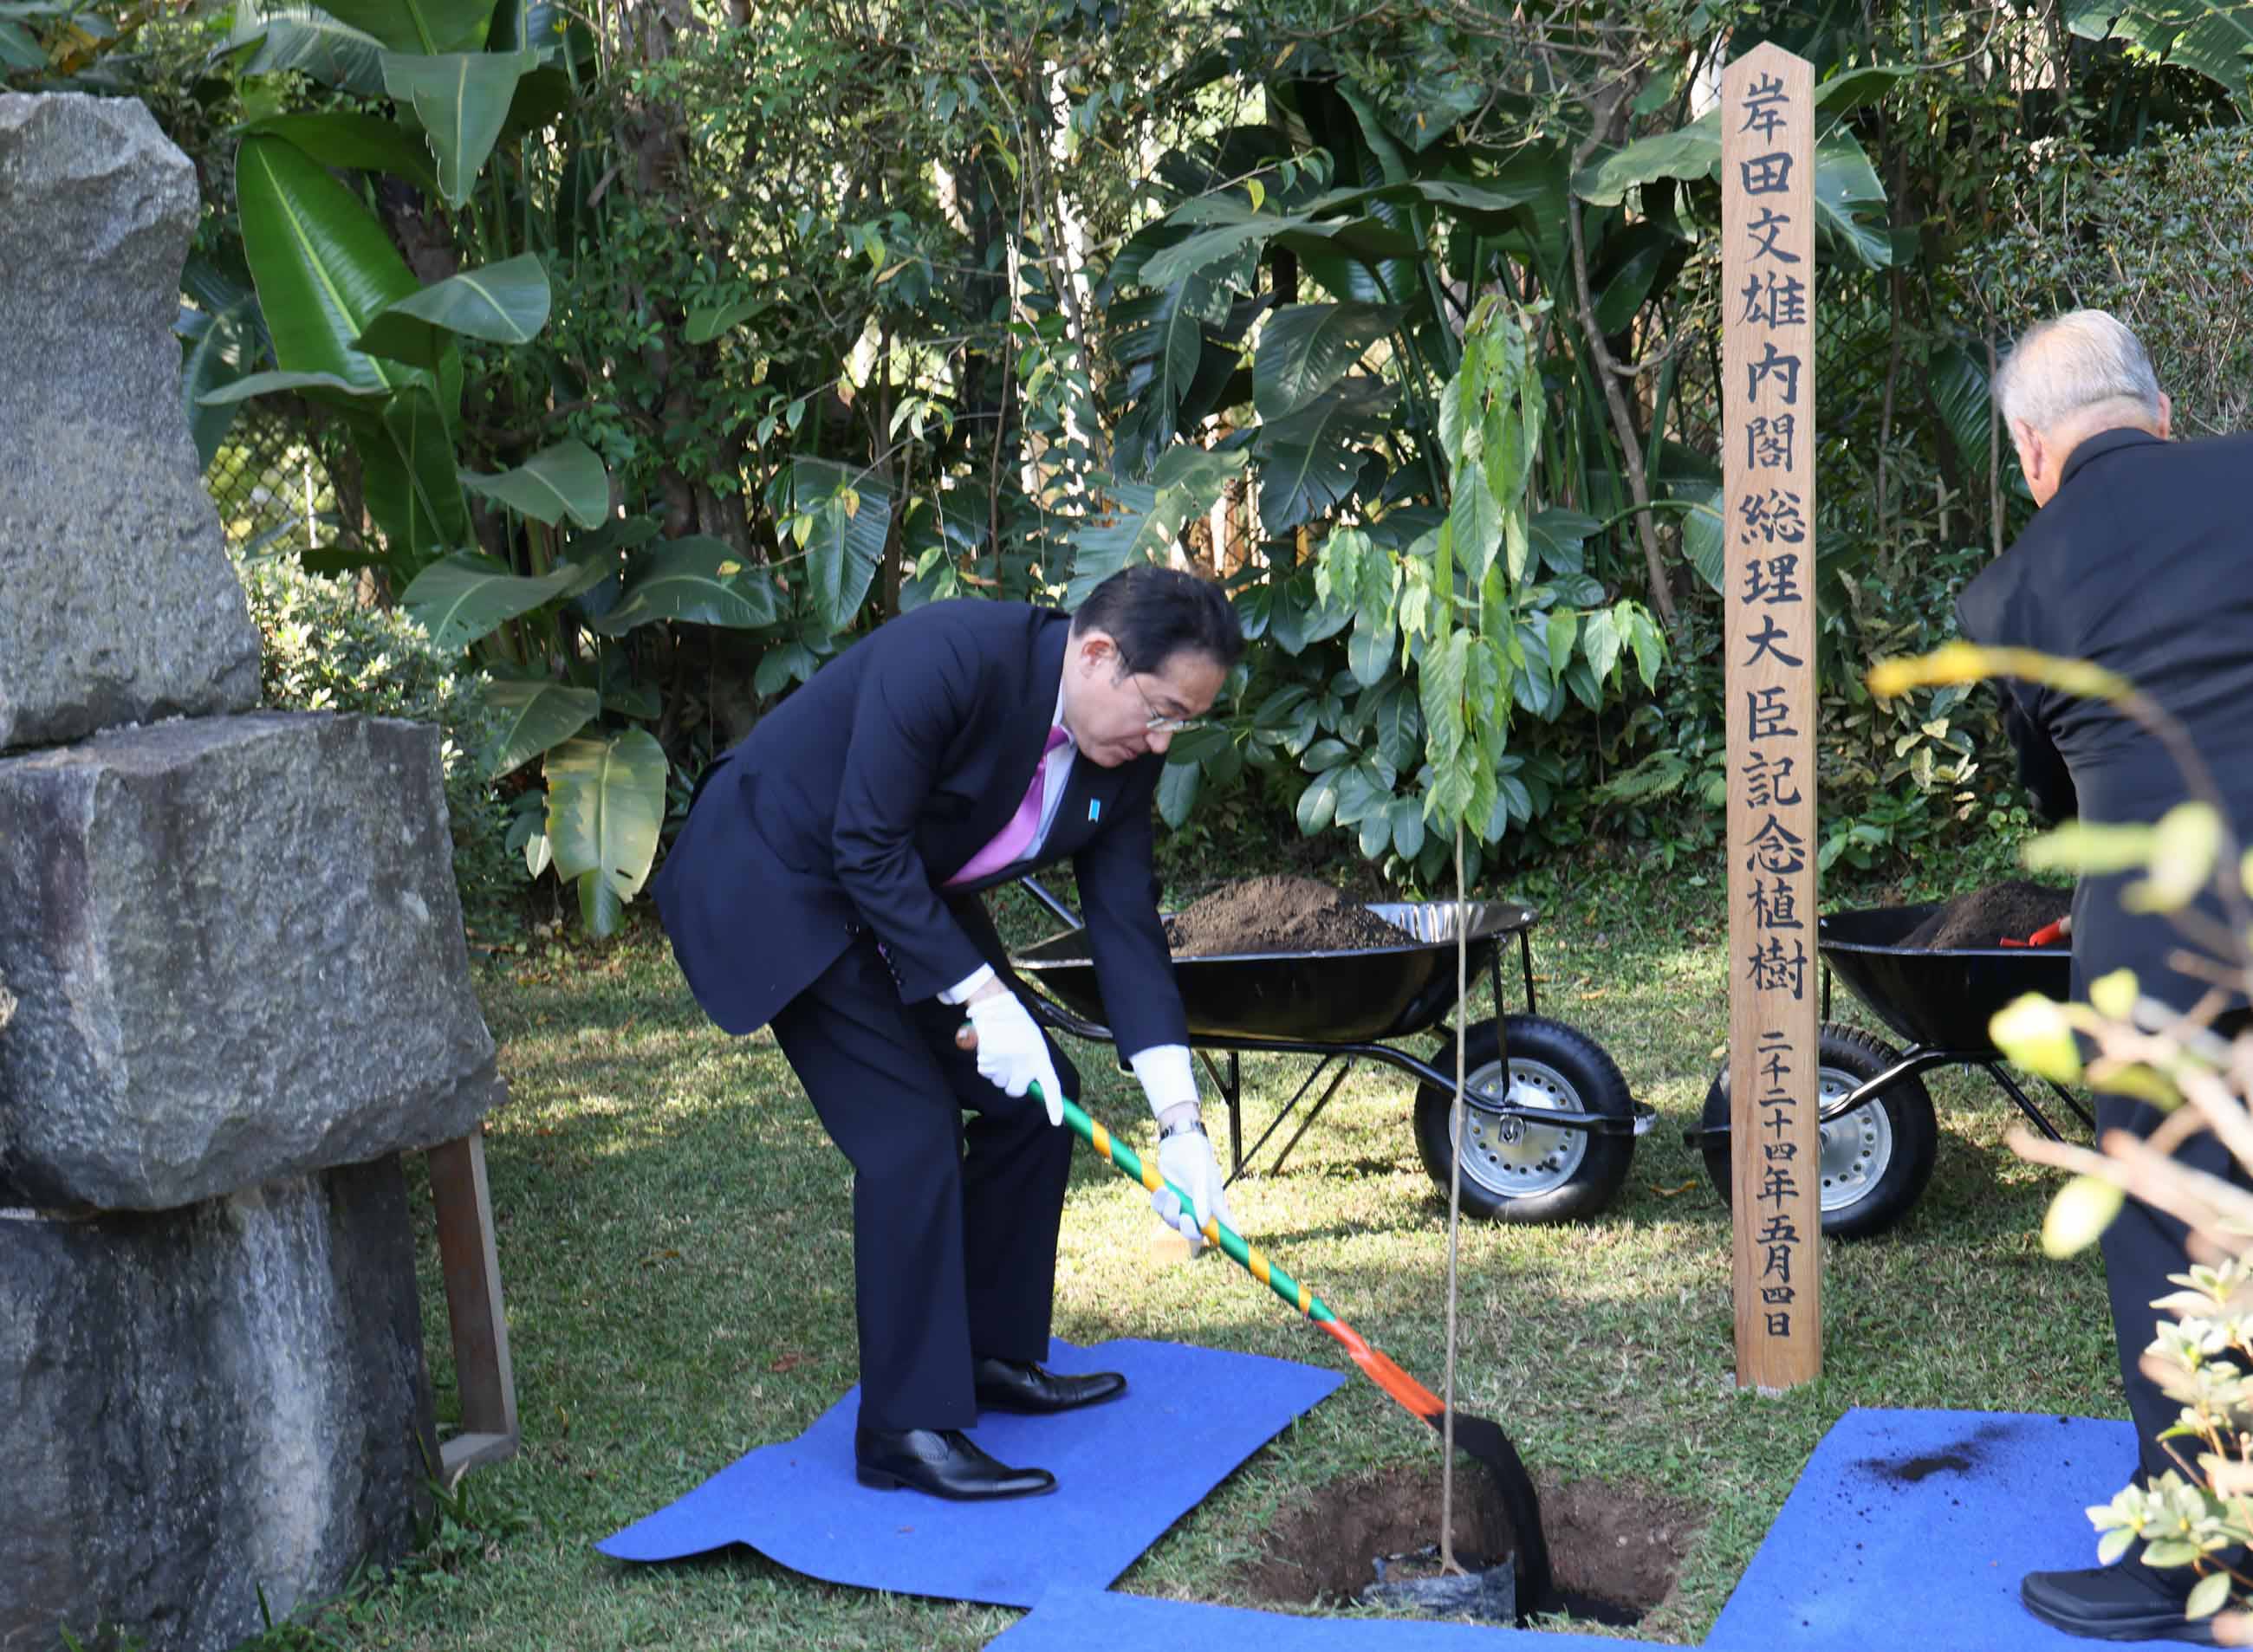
[231,552,519,949]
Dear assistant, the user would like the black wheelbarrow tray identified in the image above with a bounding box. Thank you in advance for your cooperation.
[1688,901,2087,1240]
[1008,881,1655,1223]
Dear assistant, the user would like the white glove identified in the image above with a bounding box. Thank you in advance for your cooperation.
[962,992,1065,1126]
[1152,1124,1232,1255]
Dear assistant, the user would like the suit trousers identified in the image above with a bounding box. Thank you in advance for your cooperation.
[2099,1007,2253,1484]
[769,932,1079,1431]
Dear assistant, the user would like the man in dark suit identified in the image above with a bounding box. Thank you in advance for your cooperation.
[653,566,1243,1501]
[1956,309,2253,1642]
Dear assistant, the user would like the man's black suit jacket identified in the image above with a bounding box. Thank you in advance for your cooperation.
[652,599,1189,1055]
[1957,427,2253,1010]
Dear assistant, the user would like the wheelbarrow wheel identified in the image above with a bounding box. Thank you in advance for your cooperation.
[1699,1022,1938,1241]
[1413,1015,1636,1222]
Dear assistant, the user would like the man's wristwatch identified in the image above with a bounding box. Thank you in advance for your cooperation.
[1159,1115,1206,1143]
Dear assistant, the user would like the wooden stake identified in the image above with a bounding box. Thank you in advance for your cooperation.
[1722,41,1821,1392]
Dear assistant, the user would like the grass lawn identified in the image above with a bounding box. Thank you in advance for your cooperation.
[305,848,2119,1650]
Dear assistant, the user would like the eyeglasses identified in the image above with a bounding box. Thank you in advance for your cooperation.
[1119,657,1207,735]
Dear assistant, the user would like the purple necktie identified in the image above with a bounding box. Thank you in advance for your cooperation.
[945,726,1070,887]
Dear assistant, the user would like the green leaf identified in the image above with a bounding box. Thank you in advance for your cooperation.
[683,298,769,344]
[588,535,784,635]
[195,368,386,409]
[234,133,424,397]
[1068,444,1244,606]
[319,0,489,51]
[1141,198,1415,288]
[0,16,44,68]
[1813,127,1893,269]
[228,0,389,95]
[1683,483,1727,594]
[380,385,470,555]
[402,549,579,650]
[2069,0,2253,109]
[1930,343,1997,483]
[182,305,262,469]
[793,458,892,631]
[1252,376,1395,534]
[1446,464,1503,586]
[1253,302,1399,422]
[1581,608,1623,684]
[237,112,438,192]
[1295,773,1338,835]
[2126,800,2224,912]
[380,49,538,208]
[1990,993,2086,1085]
[1574,113,1719,207]
[1157,757,1202,829]
[546,729,668,936]
[1388,795,1425,861]
[480,678,598,777]
[354,252,550,367]
[459,437,607,528]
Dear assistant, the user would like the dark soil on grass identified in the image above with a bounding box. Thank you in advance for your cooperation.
[1901,879,2072,950]
[1160,875,1415,958]
[1222,1460,1697,1627]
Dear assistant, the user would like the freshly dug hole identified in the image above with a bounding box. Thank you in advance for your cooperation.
[1224,1461,1694,1627]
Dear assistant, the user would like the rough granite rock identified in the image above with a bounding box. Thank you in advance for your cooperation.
[0,1156,437,1652]
[0,92,261,752]
[0,712,503,1210]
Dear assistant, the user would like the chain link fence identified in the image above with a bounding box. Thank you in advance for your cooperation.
[203,409,338,558]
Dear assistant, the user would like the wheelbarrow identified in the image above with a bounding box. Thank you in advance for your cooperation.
[1689,902,2086,1239]
[1008,879,1654,1223]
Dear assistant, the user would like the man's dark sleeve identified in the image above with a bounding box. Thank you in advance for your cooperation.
[2001,688,2078,824]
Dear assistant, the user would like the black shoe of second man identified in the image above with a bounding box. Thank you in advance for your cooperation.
[2021,1559,2218,1643]
[972,1356,1128,1415]
[853,1426,1056,1500]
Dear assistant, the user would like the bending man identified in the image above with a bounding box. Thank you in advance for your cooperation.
[653,567,1240,1501]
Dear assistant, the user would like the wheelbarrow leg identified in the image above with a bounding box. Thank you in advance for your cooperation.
[1268,1059,1359,1180]
[1197,1049,1243,1176]
[1225,1056,1357,1186]
[1984,1060,2068,1143]
[2047,1078,2095,1135]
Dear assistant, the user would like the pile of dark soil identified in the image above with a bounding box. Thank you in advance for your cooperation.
[1161,874,1414,958]
[1902,879,2072,950]
[1222,1461,1695,1626]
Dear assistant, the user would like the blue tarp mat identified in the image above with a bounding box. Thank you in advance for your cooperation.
[1704,1407,2138,1650]
[596,1337,1343,1609]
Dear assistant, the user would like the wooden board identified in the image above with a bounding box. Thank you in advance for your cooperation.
[1722,41,1821,1392]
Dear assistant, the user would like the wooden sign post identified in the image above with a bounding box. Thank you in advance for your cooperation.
[1723,41,1821,1392]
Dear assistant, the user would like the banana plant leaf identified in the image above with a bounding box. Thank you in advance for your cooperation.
[1253,302,1400,423]
[2069,0,2253,107]
[402,548,580,649]
[1140,197,1418,289]
[234,133,425,396]
[180,306,263,467]
[380,48,538,206]
[544,728,668,935]
[237,111,438,193]
[458,435,606,528]
[226,0,389,95]
[1068,444,1245,607]
[480,677,598,777]
[792,458,893,632]
[354,252,550,367]
[585,535,785,635]
[1251,375,1398,534]
[321,0,489,54]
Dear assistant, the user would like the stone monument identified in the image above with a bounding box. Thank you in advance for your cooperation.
[0,94,508,1652]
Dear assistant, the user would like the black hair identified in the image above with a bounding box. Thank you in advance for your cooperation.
[1070,564,1244,677]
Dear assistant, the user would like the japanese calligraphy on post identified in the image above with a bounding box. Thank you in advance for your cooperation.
[1723,41,1820,1391]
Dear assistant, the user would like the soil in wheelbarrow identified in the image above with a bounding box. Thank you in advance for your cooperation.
[1161,874,1416,958]
[1901,878,2072,950]
[1219,1460,1696,1626]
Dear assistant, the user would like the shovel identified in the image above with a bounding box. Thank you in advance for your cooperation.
[1039,1083,1555,1618]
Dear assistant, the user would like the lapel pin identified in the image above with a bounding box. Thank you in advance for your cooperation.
[1088,800,1101,823]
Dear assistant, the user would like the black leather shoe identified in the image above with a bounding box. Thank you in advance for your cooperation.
[971,1356,1127,1415]
[2022,1560,2217,1642]
[853,1426,1055,1500]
